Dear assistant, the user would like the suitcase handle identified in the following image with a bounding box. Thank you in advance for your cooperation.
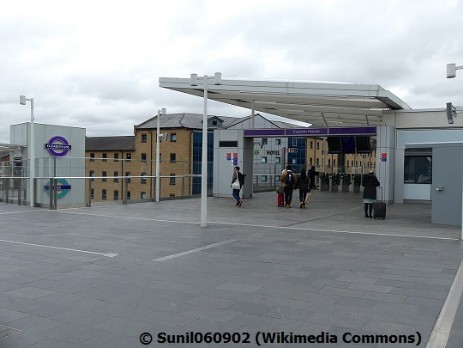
[377,186,383,201]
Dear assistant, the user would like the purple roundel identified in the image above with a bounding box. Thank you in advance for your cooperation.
[45,136,72,157]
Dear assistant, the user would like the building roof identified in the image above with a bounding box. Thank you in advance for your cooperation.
[135,113,240,130]
[136,112,302,131]
[86,136,135,151]
[159,76,411,127]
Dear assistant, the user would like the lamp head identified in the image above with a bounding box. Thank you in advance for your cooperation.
[447,63,456,78]
[446,102,456,124]
[20,95,27,105]
[190,73,198,86]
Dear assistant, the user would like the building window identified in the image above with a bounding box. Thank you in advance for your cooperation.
[170,174,176,185]
[309,158,313,165]
[102,153,107,162]
[276,139,281,145]
[404,151,432,184]
[114,171,119,182]
[316,158,320,166]
[102,171,107,182]
[170,133,177,142]
[261,175,268,182]
[316,142,320,150]
[126,153,131,162]
[310,141,313,149]
[275,157,281,164]
[262,138,268,145]
[333,159,336,167]
[114,153,119,162]
[261,157,267,163]
[89,170,94,181]
[125,172,131,183]
[127,191,131,200]
[89,153,95,162]
[102,189,107,200]
[170,193,176,197]
[141,153,147,162]
[141,192,147,199]
[114,190,119,201]
[141,134,147,143]
[170,153,176,163]
[141,172,147,184]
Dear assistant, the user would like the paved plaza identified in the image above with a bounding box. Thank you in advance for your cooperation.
[0,190,462,347]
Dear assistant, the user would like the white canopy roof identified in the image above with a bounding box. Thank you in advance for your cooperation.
[159,76,410,127]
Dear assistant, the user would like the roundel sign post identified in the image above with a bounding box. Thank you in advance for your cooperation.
[44,136,72,205]
[44,178,72,199]
[45,136,72,157]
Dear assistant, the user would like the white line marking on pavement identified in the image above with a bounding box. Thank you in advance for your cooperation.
[210,222,460,241]
[153,239,238,261]
[58,210,198,225]
[58,210,459,241]
[0,210,42,215]
[0,239,118,257]
[425,256,463,348]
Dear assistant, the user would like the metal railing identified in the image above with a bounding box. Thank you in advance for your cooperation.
[0,174,204,210]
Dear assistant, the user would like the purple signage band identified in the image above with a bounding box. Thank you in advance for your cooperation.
[244,127,376,138]
[285,128,329,136]
[327,127,376,135]
[45,136,72,157]
[244,129,285,137]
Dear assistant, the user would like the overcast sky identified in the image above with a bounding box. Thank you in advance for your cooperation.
[1,0,462,143]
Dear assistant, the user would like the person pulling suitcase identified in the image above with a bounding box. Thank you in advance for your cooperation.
[362,169,380,218]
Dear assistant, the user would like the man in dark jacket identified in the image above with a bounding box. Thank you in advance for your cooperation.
[362,169,380,218]
[307,166,318,190]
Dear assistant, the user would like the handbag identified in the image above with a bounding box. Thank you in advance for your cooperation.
[305,192,312,204]
[232,180,240,189]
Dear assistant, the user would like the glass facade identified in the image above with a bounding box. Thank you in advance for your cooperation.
[192,131,214,195]
[287,137,306,173]
[404,153,432,184]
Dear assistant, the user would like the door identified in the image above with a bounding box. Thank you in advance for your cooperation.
[431,146,463,226]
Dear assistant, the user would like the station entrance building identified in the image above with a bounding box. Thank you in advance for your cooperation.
[160,76,463,226]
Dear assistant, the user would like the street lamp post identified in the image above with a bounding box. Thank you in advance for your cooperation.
[19,95,35,207]
[155,108,166,202]
[190,72,222,228]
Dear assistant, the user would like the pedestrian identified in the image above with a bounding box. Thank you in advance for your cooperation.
[297,168,310,208]
[307,165,318,190]
[231,166,244,207]
[280,165,296,208]
[362,169,380,218]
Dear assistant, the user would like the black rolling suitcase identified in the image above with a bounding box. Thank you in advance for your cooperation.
[373,187,386,219]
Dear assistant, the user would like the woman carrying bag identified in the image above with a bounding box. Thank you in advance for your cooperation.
[231,166,244,207]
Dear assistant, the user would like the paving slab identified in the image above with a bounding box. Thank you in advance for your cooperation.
[0,190,462,347]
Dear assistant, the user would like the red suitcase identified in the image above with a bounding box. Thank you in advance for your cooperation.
[278,193,285,207]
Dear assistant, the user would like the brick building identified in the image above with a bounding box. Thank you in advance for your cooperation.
[85,113,240,202]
